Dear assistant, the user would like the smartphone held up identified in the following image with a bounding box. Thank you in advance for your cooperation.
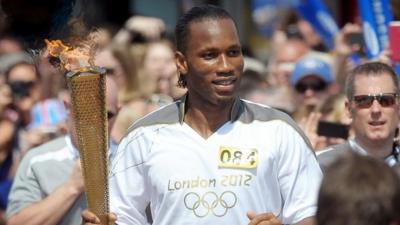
[317,121,349,140]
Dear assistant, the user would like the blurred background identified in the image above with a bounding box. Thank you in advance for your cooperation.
[1,0,395,59]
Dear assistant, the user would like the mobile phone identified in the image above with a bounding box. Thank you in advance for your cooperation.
[347,32,365,46]
[388,21,400,62]
[317,121,349,139]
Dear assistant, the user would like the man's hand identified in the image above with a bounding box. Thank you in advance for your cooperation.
[65,160,85,195]
[298,112,328,151]
[81,210,117,225]
[334,23,362,56]
[247,211,281,225]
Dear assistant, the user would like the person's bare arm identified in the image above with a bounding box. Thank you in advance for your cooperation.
[8,161,84,225]
[332,23,362,90]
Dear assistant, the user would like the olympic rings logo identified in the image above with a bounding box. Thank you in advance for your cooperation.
[183,191,237,218]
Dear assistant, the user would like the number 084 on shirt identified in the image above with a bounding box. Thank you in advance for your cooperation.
[218,146,259,169]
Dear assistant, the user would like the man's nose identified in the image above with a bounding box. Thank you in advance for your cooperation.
[217,54,234,73]
[304,88,315,97]
[370,99,382,113]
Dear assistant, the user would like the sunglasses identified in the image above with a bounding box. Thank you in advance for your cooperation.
[295,80,327,93]
[352,93,399,108]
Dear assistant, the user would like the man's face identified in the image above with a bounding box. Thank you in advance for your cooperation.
[347,73,399,143]
[105,76,119,134]
[7,63,40,112]
[94,49,125,88]
[177,18,244,106]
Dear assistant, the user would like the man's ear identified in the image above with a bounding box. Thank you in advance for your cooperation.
[345,99,353,120]
[175,51,188,75]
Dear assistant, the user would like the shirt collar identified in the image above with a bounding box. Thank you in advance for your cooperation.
[65,135,79,159]
[349,138,399,166]
[177,94,243,124]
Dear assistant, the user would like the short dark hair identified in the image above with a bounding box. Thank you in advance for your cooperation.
[345,62,399,101]
[175,5,234,88]
[175,4,233,54]
[317,153,400,225]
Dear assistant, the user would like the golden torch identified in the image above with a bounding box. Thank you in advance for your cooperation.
[46,40,110,225]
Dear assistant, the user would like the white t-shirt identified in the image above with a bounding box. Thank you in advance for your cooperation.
[110,98,322,225]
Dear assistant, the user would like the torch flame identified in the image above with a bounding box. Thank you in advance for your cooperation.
[45,39,94,71]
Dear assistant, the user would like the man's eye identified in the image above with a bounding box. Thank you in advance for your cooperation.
[202,52,217,60]
[227,49,241,57]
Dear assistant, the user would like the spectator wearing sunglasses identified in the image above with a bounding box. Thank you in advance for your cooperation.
[290,57,336,122]
[318,62,400,172]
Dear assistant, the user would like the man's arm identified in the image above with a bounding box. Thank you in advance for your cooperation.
[8,161,84,225]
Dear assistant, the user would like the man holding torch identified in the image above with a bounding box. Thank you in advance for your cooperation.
[84,4,321,225]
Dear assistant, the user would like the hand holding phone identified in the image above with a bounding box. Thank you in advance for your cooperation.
[347,32,364,46]
[317,121,349,139]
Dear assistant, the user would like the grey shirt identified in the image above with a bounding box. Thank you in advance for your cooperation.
[318,139,400,173]
[6,136,86,225]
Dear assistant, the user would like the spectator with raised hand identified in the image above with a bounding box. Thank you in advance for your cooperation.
[299,94,351,152]
[332,23,365,90]
[4,53,45,153]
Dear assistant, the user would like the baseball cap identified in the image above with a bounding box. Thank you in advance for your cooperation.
[0,52,34,74]
[290,57,333,85]
[28,98,67,131]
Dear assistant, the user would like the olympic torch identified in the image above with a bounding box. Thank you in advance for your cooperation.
[46,40,110,225]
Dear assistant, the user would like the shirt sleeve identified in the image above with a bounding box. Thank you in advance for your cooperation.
[276,122,322,224]
[6,153,43,218]
[109,128,152,225]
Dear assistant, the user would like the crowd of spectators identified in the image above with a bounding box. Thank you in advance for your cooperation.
[0,3,399,225]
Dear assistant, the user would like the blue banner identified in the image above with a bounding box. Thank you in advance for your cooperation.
[252,0,299,36]
[294,0,339,49]
[357,0,393,59]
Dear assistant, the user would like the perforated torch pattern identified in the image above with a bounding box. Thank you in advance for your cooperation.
[67,67,110,225]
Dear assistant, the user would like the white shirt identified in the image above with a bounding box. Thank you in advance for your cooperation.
[110,98,322,225]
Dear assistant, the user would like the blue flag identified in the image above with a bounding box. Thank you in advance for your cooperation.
[252,0,299,36]
[294,0,339,49]
[357,0,393,58]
